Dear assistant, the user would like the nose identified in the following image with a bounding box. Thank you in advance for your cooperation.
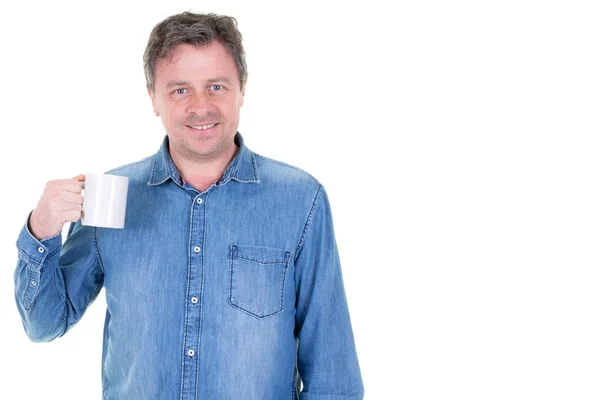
[186,90,211,114]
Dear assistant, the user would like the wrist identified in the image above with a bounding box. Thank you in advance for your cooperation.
[28,211,50,241]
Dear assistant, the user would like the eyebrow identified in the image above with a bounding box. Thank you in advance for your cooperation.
[207,77,233,85]
[165,77,233,89]
[165,81,189,89]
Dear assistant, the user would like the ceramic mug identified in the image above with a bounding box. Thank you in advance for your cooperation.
[81,173,129,229]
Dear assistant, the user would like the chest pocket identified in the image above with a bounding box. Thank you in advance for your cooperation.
[229,244,292,319]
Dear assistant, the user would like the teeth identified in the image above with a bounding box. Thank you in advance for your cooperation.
[189,123,216,130]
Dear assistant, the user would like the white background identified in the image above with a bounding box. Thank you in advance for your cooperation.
[0,0,599,399]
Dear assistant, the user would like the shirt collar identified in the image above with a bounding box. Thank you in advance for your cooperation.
[147,131,260,187]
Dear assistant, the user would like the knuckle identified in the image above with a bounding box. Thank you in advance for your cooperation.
[46,180,59,190]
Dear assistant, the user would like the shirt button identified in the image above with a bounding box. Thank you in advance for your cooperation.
[191,296,198,304]
[196,198,203,205]
[187,349,195,357]
[37,247,44,253]
[31,280,37,286]
[193,246,201,253]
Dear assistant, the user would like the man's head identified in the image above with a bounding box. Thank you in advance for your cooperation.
[144,12,248,163]
[144,12,247,93]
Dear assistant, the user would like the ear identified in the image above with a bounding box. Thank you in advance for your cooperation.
[147,88,160,116]
[239,78,247,107]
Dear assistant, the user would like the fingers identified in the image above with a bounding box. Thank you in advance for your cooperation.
[60,178,86,194]
[31,175,87,239]
[63,209,84,223]
[61,201,83,212]
[44,175,85,193]
[43,176,85,203]
[62,191,84,206]
[70,174,86,181]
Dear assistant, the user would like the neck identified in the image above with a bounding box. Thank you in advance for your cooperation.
[169,142,239,192]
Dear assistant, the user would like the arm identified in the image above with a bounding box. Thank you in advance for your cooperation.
[294,185,364,399]
[14,212,104,343]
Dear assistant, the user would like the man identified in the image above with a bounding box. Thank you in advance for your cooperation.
[14,12,363,399]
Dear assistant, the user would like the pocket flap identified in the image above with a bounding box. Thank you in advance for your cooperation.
[231,245,291,264]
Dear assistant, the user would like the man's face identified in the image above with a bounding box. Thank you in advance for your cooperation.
[148,42,245,162]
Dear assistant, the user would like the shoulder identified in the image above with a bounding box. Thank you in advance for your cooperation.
[102,154,155,182]
[253,152,322,194]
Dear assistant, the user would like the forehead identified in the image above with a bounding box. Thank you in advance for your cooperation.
[155,42,239,86]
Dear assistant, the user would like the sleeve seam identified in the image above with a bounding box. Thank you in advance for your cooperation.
[76,227,104,321]
[294,184,324,263]
[93,227,105,274]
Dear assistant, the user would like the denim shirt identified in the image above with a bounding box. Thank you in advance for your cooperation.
[14,132,364,400]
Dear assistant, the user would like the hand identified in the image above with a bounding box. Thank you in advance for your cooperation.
[28,174,86,240]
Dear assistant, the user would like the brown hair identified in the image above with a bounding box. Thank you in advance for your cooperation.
[143,12,247,92]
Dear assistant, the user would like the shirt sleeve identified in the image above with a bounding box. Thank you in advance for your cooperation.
[14,211,104,342]
[294,185,364,399]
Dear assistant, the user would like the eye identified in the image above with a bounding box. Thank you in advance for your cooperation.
[211,84,222,91]
[174,88,187,95]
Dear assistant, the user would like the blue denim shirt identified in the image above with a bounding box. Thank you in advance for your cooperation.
[14,132,364,400]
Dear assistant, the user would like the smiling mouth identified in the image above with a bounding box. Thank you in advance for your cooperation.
[186,123,218,130]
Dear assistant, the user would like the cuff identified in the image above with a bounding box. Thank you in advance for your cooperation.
[16,211,62,270]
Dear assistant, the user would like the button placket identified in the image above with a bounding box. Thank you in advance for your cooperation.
[181,193,207,397]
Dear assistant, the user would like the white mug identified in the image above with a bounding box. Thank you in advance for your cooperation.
[81,173,129,229]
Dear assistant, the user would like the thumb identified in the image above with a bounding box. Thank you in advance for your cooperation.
[71,174,86,181]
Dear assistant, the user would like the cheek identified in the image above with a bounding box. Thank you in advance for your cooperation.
[164,104,184,123]
[232,91,244,108]
[227,98,243,117]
